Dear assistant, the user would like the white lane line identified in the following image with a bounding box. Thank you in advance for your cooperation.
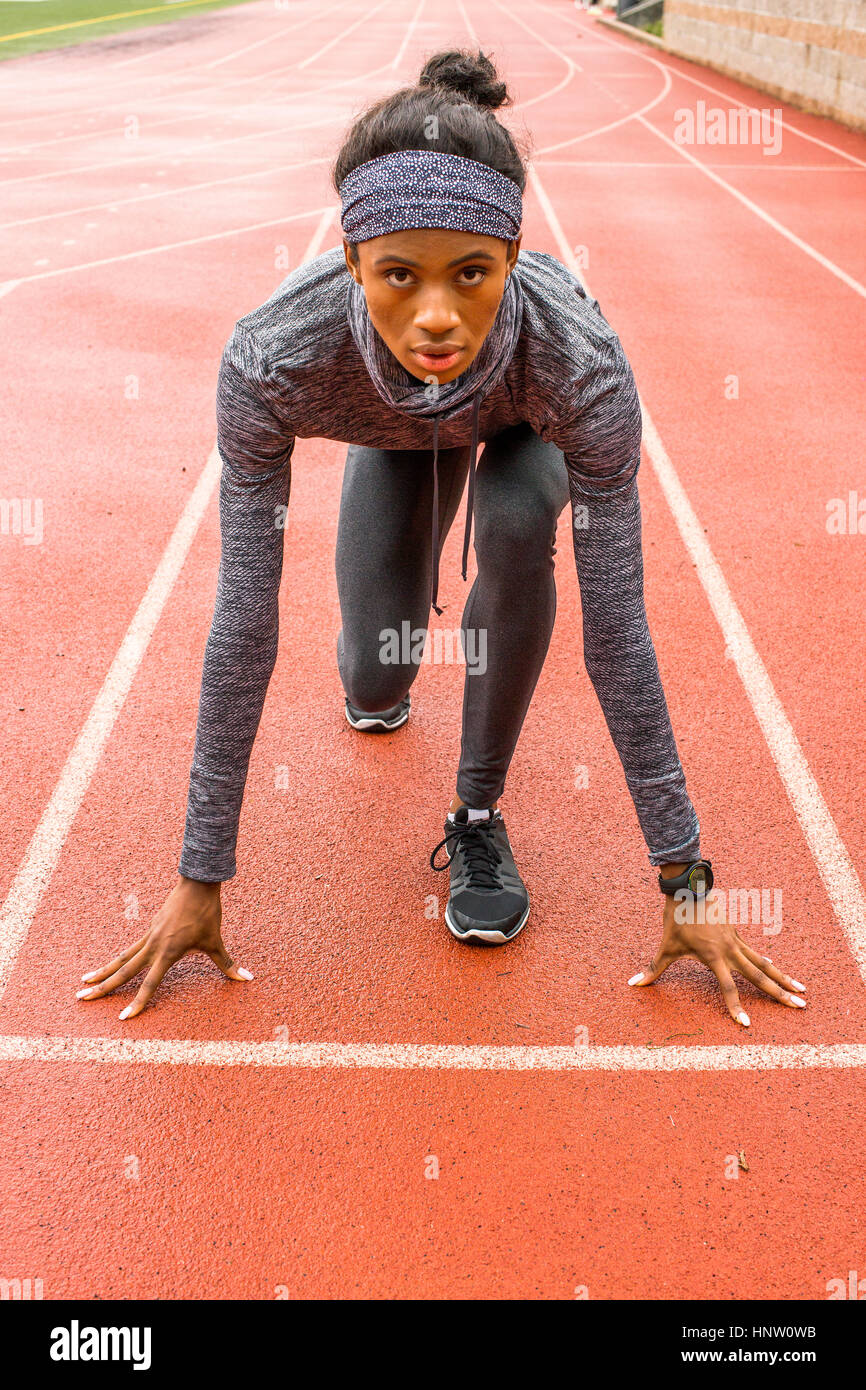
[0,42,403,185]
[641,411,866,982]
[542,2,866,299]
[533,160,866,171]
[637,116,866,301]
[487,0,583,83]
[534,63,670,154]
[298,0,392,68]
[652,70,866,172]
[459,0,578,110]
[0,446,219,1003]
[0,98,365,182]
[0,0,329,106]
[0,3,386,145]
[201,0,353,71]
[4,204,335,287]
[529,164,866,986]
[0,208,335,1007]
[574,0,866,172]
[391,0,425,70]
[0,155,331,232]
[0,1036,864,1069]
[469,0,669,155]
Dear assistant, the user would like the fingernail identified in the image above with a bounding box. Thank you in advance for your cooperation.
[118,1006,132,1020]
[81,971,97,982]
[789,995,806,1008]
[763,956,772,963]
[627,972,644,986]
[737,1011,750,1027]
[76,988,93,999]
[237,967,254,981]
[791,979,806,991]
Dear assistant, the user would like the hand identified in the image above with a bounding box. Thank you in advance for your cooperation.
[76,876,253,1019]
[628,876,807,1027]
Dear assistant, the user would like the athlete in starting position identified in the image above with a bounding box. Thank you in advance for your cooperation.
[77,50,807,1024]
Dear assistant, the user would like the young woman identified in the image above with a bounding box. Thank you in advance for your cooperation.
[77,50,806,1022]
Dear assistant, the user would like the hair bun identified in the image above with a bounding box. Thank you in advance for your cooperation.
[418,49,510,111]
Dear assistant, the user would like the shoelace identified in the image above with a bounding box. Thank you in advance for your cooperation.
[429,817,503,890]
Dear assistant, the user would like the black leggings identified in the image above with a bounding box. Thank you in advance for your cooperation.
[335,421,571,808]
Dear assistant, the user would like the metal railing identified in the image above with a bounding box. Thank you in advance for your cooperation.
[616,0,664,29]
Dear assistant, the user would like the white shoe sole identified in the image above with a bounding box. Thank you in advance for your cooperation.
[344,702,409,731]
[444,900,530,945]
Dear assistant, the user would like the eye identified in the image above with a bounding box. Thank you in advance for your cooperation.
[382,266,490,288]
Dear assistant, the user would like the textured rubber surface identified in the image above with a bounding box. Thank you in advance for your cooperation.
[1,0,865,1301]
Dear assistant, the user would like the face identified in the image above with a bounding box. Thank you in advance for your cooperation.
[344,227,521,384]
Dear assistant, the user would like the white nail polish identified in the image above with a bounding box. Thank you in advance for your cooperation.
[81,972,96,982]
[737,1011,750,1027]
[763,956,772,963]
[790,996,806,1008]
[76,988,93,999]
[237,967,253,981]
[627,972,644,986]
[118,1006,131,1020]
[791,979,806,991]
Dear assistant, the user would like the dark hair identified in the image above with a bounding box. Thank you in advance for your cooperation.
[331,49,530,261]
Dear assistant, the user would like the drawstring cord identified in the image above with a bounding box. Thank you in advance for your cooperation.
[430,392,482,617]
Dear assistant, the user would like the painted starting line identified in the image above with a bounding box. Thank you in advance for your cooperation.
[1,1036,865,1070]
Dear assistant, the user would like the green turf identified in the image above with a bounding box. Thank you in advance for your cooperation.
[0,0,264,62]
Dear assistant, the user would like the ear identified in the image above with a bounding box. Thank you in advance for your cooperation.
[343,238,362,283]
[506,235,522,275]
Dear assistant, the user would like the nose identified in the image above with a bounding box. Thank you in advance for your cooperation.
[414,286,461,336]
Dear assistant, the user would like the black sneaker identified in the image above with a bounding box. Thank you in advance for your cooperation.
[429,806,530,945]
[344,693,410,731]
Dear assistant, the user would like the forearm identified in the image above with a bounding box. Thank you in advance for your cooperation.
[178,455,290,882]
[571,473,701,869]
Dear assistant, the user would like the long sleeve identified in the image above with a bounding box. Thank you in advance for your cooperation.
[555,327,701,868]
[178,324,294,882]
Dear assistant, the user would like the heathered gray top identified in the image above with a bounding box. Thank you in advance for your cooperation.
[178,245,701,881]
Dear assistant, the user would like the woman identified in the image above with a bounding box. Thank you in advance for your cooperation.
[77,50,806,1022]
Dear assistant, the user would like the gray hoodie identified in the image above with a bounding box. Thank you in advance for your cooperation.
[178,245,701,881]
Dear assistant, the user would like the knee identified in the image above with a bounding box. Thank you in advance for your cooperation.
[473,498,560,575]
[337,625,416,711]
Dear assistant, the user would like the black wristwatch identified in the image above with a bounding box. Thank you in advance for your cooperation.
[657,859,714,898]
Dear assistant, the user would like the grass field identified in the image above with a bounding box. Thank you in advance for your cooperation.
[0,0,261,61]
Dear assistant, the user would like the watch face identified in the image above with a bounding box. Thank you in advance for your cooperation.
[688,865,709,896]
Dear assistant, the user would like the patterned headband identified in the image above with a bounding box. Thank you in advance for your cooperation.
[339,147,523,244]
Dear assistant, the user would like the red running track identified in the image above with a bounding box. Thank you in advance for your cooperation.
[0,0,865,1299]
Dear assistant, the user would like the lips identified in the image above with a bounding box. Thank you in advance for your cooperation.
[412,345,464,370]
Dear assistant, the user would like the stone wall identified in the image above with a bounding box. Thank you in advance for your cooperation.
[662,1,866,130]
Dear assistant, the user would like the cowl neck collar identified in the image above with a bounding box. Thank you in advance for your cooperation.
[346,270,524,614]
